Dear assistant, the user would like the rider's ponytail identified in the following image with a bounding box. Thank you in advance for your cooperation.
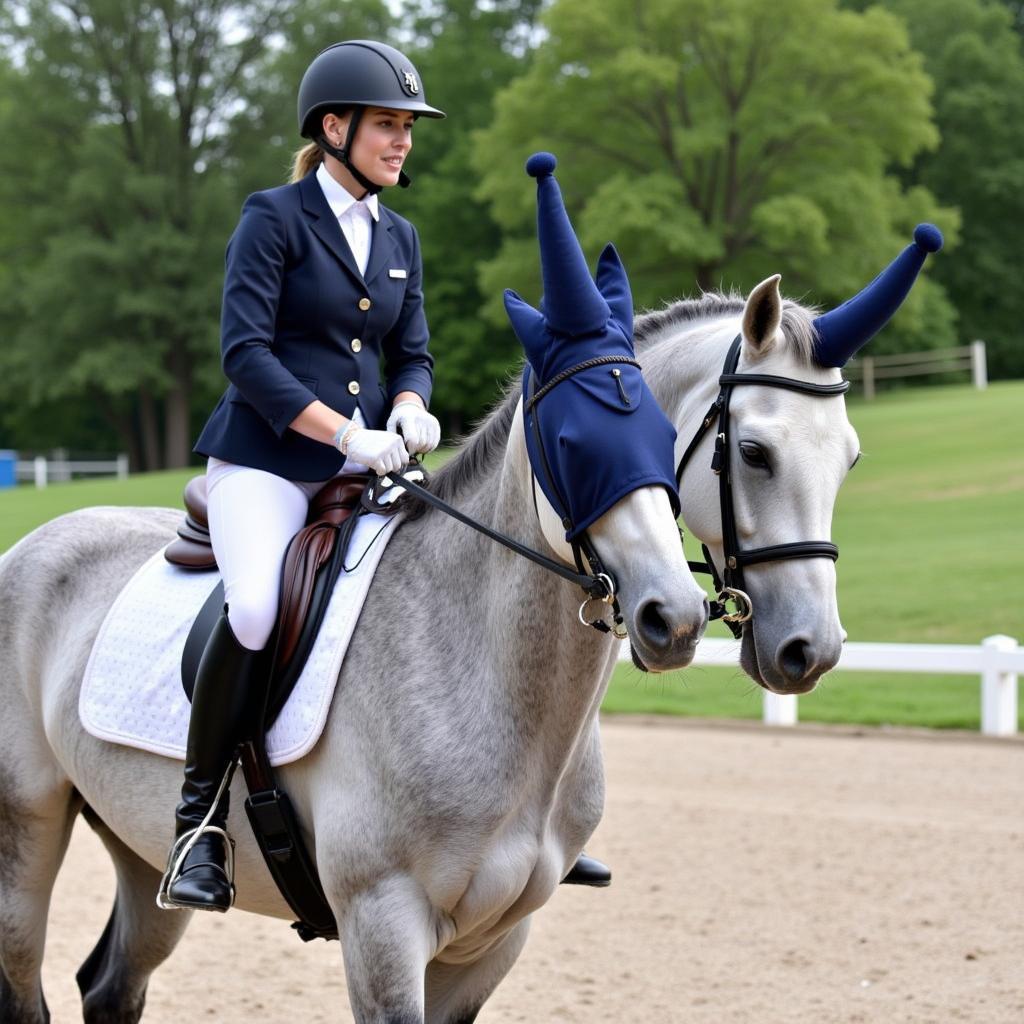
[289,142,323,183]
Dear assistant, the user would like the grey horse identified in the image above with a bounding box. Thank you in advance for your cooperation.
[0,157,709,1021]
[0,282,841,1024]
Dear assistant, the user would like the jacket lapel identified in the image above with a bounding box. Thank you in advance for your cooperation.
[364,207,397,286]
[299,172,364,286]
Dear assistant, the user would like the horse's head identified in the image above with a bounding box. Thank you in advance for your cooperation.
[643,227,942,693]
[505,153,708,671]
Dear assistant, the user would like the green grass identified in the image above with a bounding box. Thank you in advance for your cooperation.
[606,380,1024,729]
[2,383,1022,729]
[606,664,996,730]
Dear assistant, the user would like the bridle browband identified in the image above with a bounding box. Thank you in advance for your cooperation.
[675,334,850,638]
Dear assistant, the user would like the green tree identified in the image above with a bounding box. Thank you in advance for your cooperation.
[0,1,295,469]
[0,1,394,469]
[845,0,1024,378]
[474,0,959,355]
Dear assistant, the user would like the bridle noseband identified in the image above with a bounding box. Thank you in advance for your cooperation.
[675,335,850,638]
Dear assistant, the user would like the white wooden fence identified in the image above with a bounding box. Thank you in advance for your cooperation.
[846,340,987,399]
[618,634,1021,737]
[13,453,129,487]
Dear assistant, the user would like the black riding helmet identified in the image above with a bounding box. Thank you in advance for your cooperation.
[297,40,446,195]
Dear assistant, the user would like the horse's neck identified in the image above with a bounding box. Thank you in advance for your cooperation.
[399,405,616,741]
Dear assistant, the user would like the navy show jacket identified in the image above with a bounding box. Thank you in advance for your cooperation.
[193,169,434,481]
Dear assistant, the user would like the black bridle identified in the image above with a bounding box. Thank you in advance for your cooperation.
[675,335,850,638]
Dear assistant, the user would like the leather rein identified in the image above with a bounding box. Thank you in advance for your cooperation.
[378,355,644,638]
[675,334,850,638]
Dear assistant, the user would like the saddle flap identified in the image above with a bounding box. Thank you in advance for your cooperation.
[276,523,339,670]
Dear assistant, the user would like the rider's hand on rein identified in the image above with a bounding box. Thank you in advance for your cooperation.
[386,402,441,455]
[339,427,409,476]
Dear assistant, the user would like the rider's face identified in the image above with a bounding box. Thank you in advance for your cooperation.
[323,107,414,189]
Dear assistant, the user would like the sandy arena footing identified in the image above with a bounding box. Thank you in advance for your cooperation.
[40,718,1024,1022]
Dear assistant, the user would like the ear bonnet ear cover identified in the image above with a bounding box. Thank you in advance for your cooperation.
[504,153,680,539]
[812,224,943,367]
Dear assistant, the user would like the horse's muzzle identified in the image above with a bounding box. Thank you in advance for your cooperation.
[627,594,709,672]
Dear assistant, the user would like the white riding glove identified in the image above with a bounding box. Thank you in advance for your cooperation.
[341,427,409,476]
[385,401,441,455]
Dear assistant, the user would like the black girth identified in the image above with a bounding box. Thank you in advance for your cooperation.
[675,335,850,638]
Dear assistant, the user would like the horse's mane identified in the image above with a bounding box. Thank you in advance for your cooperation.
[408,290,821,514]
[405,371,522,516]
[634,291,821,364]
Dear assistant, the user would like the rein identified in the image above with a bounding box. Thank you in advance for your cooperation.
[380,356,645,637]
[675,334,850,638]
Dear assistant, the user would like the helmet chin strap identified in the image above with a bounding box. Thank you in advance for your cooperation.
[315,106,412,195]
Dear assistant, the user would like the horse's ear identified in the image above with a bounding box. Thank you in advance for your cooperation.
[503,288,548,366]
[741,274,783,355]
[595,243,633,340]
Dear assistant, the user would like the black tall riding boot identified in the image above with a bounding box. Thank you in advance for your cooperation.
[562,851,612,887]
[157,606,267,912]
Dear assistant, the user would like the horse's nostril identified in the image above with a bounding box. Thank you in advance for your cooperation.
[779,637,811,682]
[638,600,670,646]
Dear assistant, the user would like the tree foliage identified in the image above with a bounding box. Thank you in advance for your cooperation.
[845,0,1024,377]
[1,0,1021,466]
[0,0,391,469]
[474,0,959,356]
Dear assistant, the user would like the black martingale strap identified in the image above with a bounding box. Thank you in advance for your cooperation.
[389,470,611,600]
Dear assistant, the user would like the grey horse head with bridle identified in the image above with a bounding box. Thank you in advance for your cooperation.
[640,224,944,691]
[678,225,944,626]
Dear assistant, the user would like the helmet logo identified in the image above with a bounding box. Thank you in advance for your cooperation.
[402,69,419,94]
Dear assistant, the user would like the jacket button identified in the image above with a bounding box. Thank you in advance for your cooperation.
[351,338,362,353]
[348,381,360,396]
[358,297,371,311]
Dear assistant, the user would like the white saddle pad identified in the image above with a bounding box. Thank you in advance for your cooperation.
[80,505,403,766]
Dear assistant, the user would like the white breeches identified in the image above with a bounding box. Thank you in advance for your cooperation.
[206,413,368,651]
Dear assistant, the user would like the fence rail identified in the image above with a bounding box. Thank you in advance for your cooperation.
[845,340,987,399]
[618,634,1021,736]
[7,453,130,488]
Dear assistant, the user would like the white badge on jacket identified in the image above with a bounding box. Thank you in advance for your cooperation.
[388,269,407,279]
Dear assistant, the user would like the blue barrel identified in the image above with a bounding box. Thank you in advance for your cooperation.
[0,450,16,489]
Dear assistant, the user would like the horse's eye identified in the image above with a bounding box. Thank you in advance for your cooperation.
[739,442,769,470]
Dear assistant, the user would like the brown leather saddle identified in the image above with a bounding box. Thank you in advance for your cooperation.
[166,472,380,726]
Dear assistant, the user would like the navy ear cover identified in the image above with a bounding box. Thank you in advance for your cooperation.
[813,224,943,367]
[523,363,679,541]
[507,152,681,539]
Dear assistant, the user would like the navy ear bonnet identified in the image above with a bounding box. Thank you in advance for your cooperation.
[504,153,679,540]
[813,223,944,367]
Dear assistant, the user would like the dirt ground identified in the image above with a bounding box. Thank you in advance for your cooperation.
[41,718,1023,1023]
